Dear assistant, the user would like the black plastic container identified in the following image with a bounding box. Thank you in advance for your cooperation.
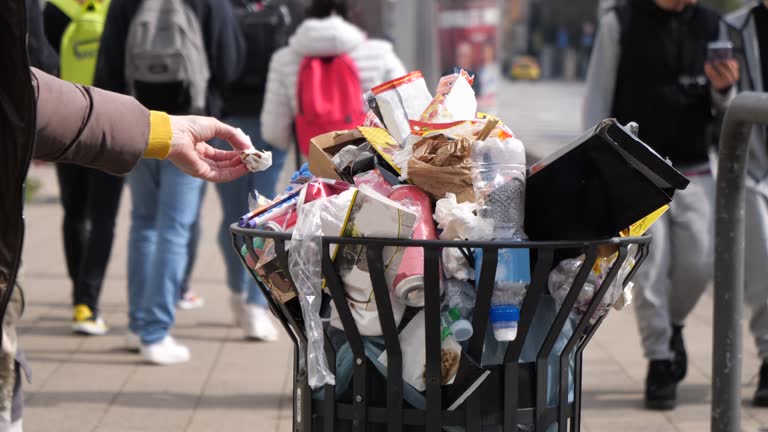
[230,226,650,432]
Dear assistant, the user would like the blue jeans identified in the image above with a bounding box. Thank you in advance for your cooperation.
[212,116,287,305]
[127,159,205,344]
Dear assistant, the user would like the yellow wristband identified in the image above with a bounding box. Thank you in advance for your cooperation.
[144,111,173,159]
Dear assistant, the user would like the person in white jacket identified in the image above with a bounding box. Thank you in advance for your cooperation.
[260,0,406,152]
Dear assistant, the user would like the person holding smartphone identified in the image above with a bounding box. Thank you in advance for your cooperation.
[583,0,738,411]
[724,0,768,408]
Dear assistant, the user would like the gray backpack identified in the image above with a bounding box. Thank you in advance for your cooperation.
[125,0,210,114]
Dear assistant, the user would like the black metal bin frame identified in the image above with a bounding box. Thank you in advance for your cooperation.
[230,225,650,432]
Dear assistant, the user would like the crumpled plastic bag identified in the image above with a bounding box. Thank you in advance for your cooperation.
[547,251,637,323]
[408,135,475,203]
[289,189,356,389]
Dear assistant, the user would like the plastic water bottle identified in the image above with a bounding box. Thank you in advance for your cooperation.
[440,279,477,342]
[471,137,531,341]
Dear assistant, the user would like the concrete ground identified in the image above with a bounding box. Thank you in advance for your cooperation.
[17,80,768,431]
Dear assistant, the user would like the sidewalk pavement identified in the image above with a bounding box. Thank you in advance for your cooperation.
[17,80,768,432]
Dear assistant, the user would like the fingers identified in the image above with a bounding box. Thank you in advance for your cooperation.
[197,117,252,152]
[202,163,250,183]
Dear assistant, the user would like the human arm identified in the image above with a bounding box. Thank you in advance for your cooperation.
[707,21,740,111]
[582,11,621,130]
[32,69,251,182]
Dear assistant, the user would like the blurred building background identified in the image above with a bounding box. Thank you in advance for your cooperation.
[361,0,747,87]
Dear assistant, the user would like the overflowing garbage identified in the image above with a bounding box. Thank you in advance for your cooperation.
[236,69,690,401]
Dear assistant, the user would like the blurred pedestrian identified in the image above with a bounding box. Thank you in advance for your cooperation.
[555,25,569,78]
[261,0,406,152]
[94,0,244,365]
[207,0,304,341]
[27,0,58,75]
[43,0,122,336]
[579,21,595,79]
[724,0,768,408]
[583,0,738,410]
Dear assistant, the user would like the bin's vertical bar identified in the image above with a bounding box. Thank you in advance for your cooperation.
[424,246,443,432]
[571,351,584,432]
[466,246,498,432]
[233,233,299,345]
[557,245,629,432]
[366,246,403,432]
[468,247,498,360]
[535,246,598,430]
[294,343,312,432]
[322,240,367,432]
[576,243,646,355]
[274,238,309,343]
[504,248,554,432]
[324,338,336,432]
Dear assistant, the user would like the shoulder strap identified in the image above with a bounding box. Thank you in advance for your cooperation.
[48,0,84,21]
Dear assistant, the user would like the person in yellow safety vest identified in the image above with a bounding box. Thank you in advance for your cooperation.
[43,0,123,337]
[44,0,110,85]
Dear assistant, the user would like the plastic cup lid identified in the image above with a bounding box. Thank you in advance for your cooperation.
[450,319,473,342]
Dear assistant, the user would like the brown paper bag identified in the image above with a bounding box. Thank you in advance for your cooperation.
[407,135,475,203]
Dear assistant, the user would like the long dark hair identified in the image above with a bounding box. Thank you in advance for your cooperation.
[306,0,349,19]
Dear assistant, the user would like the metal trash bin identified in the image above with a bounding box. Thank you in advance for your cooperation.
[231,225,650,432]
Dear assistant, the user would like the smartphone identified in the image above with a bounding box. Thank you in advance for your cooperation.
[707,41,734,63]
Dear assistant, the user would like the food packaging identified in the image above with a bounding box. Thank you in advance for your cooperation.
[407,135,475,203]
[329,185,418,336]
[525,119,690,241]
[378,310,462,392]
[308,130,367,180]
[371,71,433,144]
[419,72,476,123]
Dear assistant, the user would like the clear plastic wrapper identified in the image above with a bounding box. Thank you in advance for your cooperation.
[353,168,393,197]
[547,248,638,323]
[289,188,356,388]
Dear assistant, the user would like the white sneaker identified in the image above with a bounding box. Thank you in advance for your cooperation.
[126,332,141,352]
[140,336,190,365]
[177,291,205,310]
[242,305,279,342]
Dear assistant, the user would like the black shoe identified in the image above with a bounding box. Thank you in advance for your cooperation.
[645,360,678,410]
[754,362,768,407]
[670,324,687,382]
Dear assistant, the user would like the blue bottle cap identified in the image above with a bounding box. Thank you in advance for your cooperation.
[489,305,520,323]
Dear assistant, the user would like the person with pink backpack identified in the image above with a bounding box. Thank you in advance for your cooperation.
[260,0,406,155]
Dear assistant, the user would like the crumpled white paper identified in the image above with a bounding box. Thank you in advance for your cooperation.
[237,129,273,172]
[433,193,492,280]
